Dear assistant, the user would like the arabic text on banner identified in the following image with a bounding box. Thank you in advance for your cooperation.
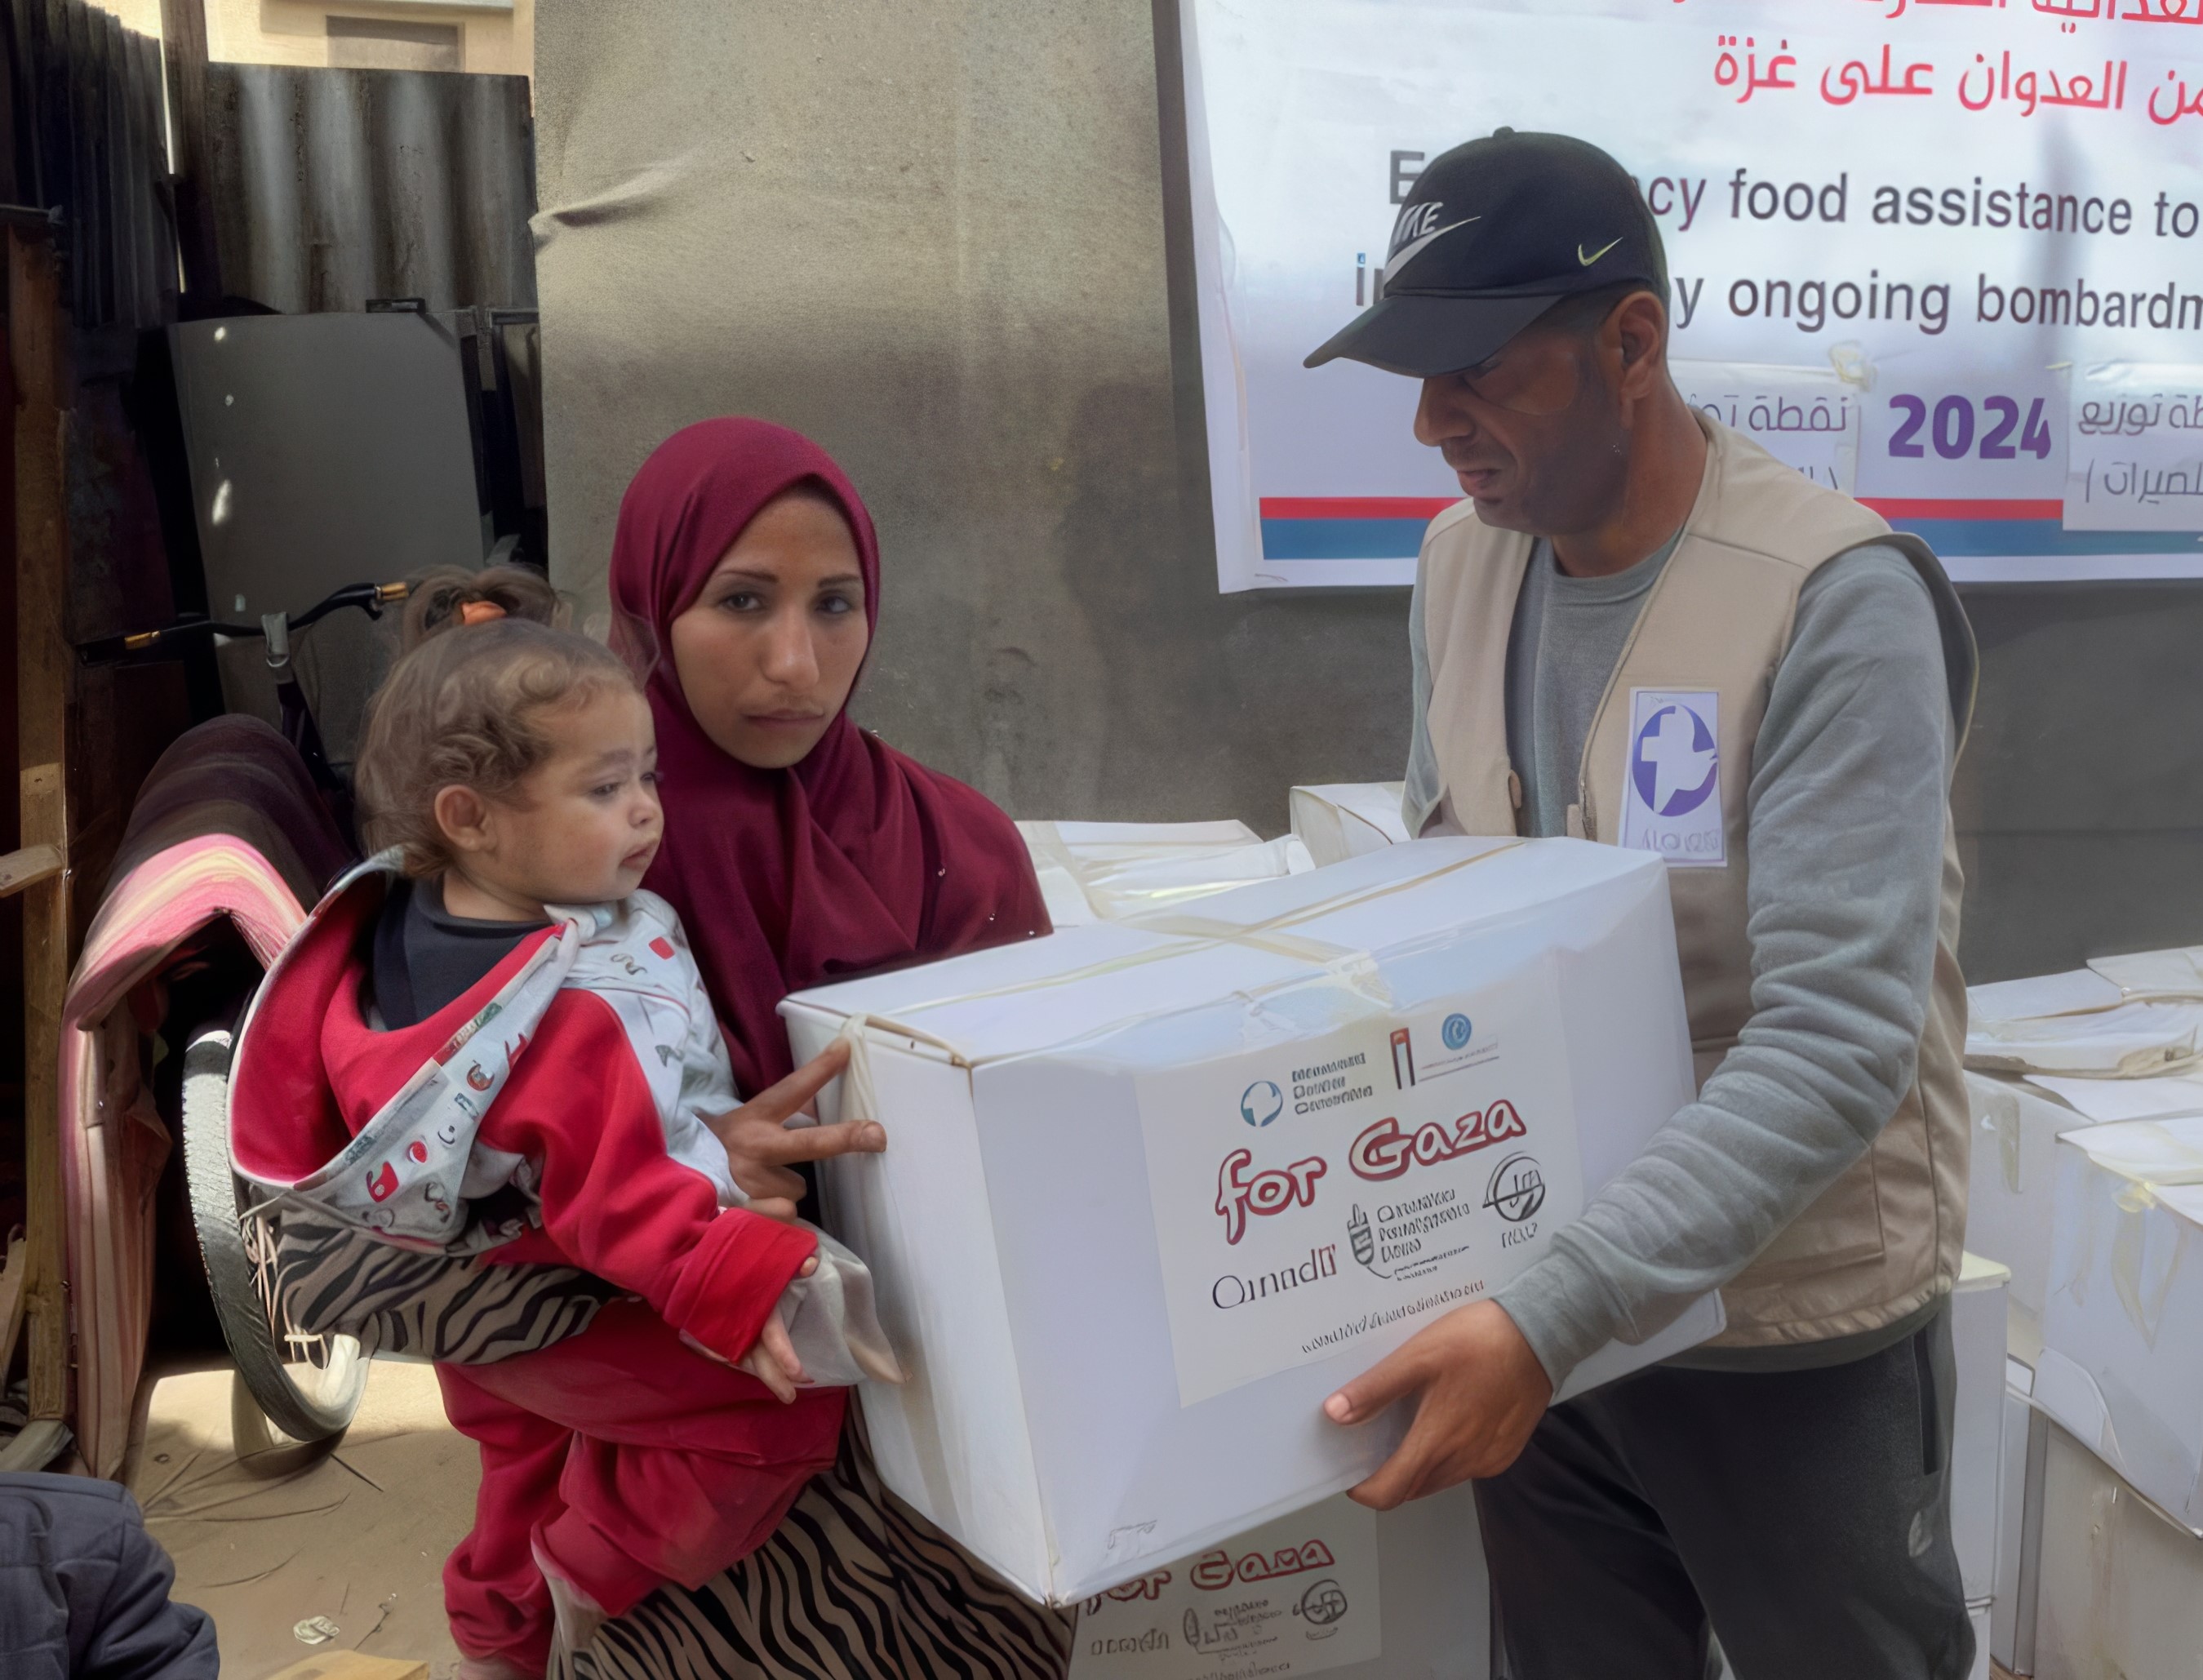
[1672,360,1863,492]
[2063,362,2203,530]
[1183,0,2203,589]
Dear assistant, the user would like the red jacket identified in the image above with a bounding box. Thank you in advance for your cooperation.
[229,878,819,1368]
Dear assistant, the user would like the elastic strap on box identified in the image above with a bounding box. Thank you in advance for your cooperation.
[874,844,1521,1033]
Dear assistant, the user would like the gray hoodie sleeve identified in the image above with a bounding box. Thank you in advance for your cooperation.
[1492,544,1955,1385]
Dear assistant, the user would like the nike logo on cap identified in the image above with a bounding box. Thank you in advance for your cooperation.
[1578,238,1622,267]
[1386,216,1482,282]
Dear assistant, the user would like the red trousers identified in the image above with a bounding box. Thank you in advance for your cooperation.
[435,1299,845,1671]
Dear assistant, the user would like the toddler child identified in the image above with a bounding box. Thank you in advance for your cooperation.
[223,576,897,1678]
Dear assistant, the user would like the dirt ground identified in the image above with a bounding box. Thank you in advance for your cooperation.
[129,1358,473,1679]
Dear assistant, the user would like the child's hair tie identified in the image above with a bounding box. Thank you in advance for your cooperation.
[458,600,509,627]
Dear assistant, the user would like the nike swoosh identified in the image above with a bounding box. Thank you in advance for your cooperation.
[1385,216,1482,281]
[1578,238,1623,267]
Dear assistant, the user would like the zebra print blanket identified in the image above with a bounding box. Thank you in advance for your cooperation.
[266,1208,616,1364]
[583,1430,1076,1680]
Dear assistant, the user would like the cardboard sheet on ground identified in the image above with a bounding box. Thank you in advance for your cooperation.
[784,837,1722,1603]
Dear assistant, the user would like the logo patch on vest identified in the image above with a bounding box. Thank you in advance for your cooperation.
[1620,690,1725,868]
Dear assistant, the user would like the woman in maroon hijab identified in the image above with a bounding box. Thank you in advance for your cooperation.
[593,419,1068,1678]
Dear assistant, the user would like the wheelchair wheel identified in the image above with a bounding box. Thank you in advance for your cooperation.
[180,1022,367,1443]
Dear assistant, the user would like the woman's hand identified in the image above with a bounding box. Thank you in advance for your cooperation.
[708,1040,886,1221]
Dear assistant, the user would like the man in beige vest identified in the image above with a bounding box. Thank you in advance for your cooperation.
[1307,131,1979,1678]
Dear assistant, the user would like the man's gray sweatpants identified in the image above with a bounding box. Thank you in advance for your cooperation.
[1475,1304,1973,1680]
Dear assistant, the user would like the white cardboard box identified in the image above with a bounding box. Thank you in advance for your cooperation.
[1952,1253,2012,1605]
[1965,1071,2099,1361]
[1288,784,1410,869]
[1019,819,1313,928]
[1966,1600,1992,1680]
[2034,1420,2203,1680]
[1068,1486,1487,1680]
[782,838,1723,1603]
[1992,1360,2047,1675]
[2038,1115,2203,1535]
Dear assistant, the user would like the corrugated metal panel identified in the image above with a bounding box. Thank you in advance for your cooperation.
[202,64,536,314]
[0,0,176,330]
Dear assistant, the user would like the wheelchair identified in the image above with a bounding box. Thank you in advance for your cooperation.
[87,580,413,1445]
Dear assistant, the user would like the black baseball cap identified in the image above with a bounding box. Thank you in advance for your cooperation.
[1304,129,1667,379]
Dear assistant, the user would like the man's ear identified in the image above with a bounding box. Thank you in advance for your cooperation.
[1610,291,1668,398]
[433,784,495,856]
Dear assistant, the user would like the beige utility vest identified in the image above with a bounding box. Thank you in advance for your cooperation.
[1421,416,1977,1348]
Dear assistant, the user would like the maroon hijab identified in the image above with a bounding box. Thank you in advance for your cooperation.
[611,419,1050,1092]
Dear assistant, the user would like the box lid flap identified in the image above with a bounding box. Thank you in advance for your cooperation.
[2061,1113,2203,1202]
[778,838,1661,1065]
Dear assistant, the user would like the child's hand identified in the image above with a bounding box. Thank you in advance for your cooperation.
[736,1255,821,1402]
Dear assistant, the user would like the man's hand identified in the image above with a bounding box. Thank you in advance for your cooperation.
[707,1041,886,1220]
[1322,1299,1553,1509]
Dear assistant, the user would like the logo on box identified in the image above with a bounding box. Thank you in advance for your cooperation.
[1486,1153,1547,1224]
[1442,1013,1472,1050]
[1297,1577,1351,1634]
[1239,1080,1284,1127]
[1390,1027,1415,1088]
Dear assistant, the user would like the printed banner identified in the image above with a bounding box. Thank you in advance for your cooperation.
[1672,359,1863,493]
[2064,360,2203,527]
[1069,1498,1383,1679]
[1137,956,1581,1407]
[1180,0,2203,589]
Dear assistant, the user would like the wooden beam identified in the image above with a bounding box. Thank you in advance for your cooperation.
[158,0,217,303]
[0,842,60,899]
[12,223,74,1427]
[0,1232,28,1382]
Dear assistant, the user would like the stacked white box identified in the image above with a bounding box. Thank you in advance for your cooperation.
[783,838,1722,1602]
[1964,1072,2098,1362]
[1068,1486,1488,1680]
[1992,1361,2046,1674]
[1965,1604,1992,1680]
[2037,1115,2203,1535]
[1288,784,1410,869]
[2033,1422,2203,1680]
[1951,1254,2011,1607]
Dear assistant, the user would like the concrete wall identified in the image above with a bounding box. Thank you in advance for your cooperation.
[531,0,2203,984]
[531,0,1410,839]
[1952,586,2203,983]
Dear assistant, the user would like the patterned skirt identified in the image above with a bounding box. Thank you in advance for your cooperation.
[583,1424,1076,1680]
